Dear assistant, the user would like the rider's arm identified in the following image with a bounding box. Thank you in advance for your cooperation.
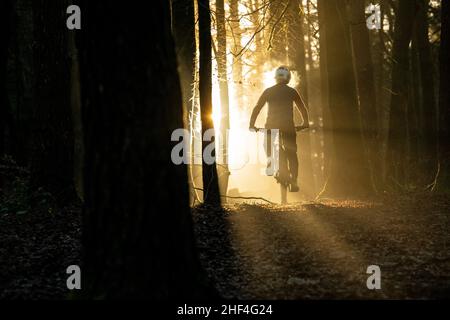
[249,90,268,128]
[293,89,310,127]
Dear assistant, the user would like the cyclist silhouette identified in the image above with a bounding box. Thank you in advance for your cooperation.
[249,66,310,192]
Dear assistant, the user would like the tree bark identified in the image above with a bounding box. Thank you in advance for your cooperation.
[0,0,13,157]
[287,0,316,197]
[307,0,325,189]
[347,0,379,191]
[171,0,196,126]
[318,0,332,193]
[416,0,438,179]
[198,0,221,206]
[437,0,450,189]
[216,0,230,199]
[31,0,76,202]
[319,0,371,197]
[171,0,198,203]
[11,0,34,165]
[78,0,209,298]
[386,0,418,187]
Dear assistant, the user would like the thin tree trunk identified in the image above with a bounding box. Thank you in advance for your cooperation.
[416,0,438,180]
[386,0,418,187]
[306,0,325,190]
[347,0,379,191]
[317,0,332,193]
[78,1,210,298]
[198,0,221,206]
[410,36,421,167]
[216,0,230,199]
[68,18,83,199]
[288,0,316,197]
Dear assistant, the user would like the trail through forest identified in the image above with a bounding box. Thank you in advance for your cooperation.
[194,194,450,299]
[0,192,449,299]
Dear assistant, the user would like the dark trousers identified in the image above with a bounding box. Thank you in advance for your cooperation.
[264,130,298,181]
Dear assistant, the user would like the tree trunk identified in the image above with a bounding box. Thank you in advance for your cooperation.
[198,0,221,206]
[386,0,418,187]
[216,0,230,199]
[0,0,13,157]
[78,1,209,298]
[171,0,196,126]
[68,15,83,199]
[437,0,450,189]
[31,0,76,202]
[306,0,325,190]
[171,0,198,204]
[409,36,421,166]
[319,0,371,197]
[317,0,332,193]
[347,0,379,191]
[11,0,34,166]
[287,0,316,197]
[416,0,438,181]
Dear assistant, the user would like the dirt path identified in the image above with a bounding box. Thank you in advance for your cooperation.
[1,192,448,299]
[193,194,450,299]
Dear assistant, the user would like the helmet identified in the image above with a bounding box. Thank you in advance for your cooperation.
[274,66,291,84]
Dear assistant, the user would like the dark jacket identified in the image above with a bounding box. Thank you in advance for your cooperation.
[249,83,306,132]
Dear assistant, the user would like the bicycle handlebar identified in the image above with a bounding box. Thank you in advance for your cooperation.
[250,125,310,132]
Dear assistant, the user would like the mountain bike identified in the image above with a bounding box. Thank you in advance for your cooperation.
[252,125,309,204]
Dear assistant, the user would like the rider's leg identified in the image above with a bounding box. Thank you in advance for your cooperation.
[283,131,299,190]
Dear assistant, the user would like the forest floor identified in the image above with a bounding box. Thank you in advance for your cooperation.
[0,162,81,299]
[193,193,450,299]
[1,178,449,299]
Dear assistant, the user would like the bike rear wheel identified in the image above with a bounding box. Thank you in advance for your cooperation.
[280,184,287,204]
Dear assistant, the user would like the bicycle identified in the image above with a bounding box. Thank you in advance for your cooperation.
[251,125,310,204]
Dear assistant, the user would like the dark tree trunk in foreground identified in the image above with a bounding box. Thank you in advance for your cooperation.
[171,0,196,123]
[320,0,371,197]
[0,0,13,157]
[386,0,418,187]
[31,0,76,202]
[79,1,208,299]
[198,0,221,206]
[437,0,450,189]
[12,0,34,166]
[216,0,230,199]
[347,0,379,191]
[171,0,199,204]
